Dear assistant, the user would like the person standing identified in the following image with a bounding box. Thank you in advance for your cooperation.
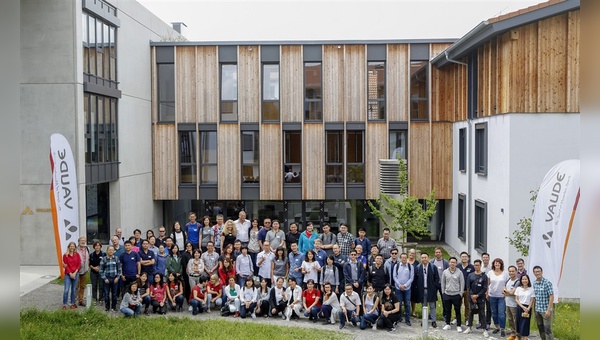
[62,242,81,310]
[504,265,520,336]
[111,236,124,259]
[89,241,106,306]
[407,248,420,317]
[257,241,275,286]
[234,211,251,247]
[170,221,187,251]
[431,247,449,321]
[285,222,301,254]
[288,242,305,285]
[488,258,509,337]
[516,258,528,279]
[384,249,400,290]
[298,222,318,254]
[532,266,554,340]
[441,257,464,332]
[354,228,371,257]
[185,212,200,250]
[313,238,328,268]
[156,225,168,248]
[515,274,535,340]
[336,223,355,258]
[257,218,272,250]
[100,245,122,312]
[394,252,414,326]
[116,227,125,246]
[319,223,337,257]
[458,251,475,324]
[414,252,440,328]
[76,236,90,306]
[480,252,492,330]
[139,239,156,278]
[463,259,488,337]
[119,241,141,297]
[200,215,214,253]
[368,254,387,293]
[212,215,225,255]
[248,218,261,276]
[343,250,366,295]
[266,219,286,252]
[376,228,397,260]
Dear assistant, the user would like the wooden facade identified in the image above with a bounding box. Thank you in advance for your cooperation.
[386,44,409,122]
[280,45,303,122]
[152,124,178,199]
[259,123,282,199]
[322,45,344,122]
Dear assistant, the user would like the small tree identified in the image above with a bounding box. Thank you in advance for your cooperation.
[507,189,538,257]
[368,159,438,250]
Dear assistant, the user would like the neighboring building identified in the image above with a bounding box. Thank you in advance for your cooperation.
[20,0,179,264]
[149,40,458,238]
[431,0,580,298]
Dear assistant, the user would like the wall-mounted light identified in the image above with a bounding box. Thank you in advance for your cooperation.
[248,46,253,51]
[337,45,341,49]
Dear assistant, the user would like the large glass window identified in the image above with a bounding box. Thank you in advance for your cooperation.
[221,64,238,121]
[82,11,117,84]
[262,64,280,121]
[158,63,175,121]
[284,131,301,184]
[84,93,118,164]
[347,131,364,183]
[458,193,466,241]
[389,130,407,160]
[200,131,217,184]
[242,131,259,183]
[459,128,466,172]
[475,123,487,175]
[475,199,487,252]
[86,183,110,244]
[410,61,428,120]
[304,62,322,121]
[367,61,385,120]
[326,131,343,183]
[179,131,197,184]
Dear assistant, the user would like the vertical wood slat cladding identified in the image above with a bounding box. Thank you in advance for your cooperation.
[344,45,366,122]
[538,13,568,112]
[280,45,303,122]
[432,63,467,122]
[430,43,452,60]
[238,45,260,122]
[196,46,218,123]
[153,124,178,199]
[176,46,197,123]
[567,11,580,112]
[303,124,325,199]
[431,122,452,199]
[323,45,344,122]
[151,47,157,123]
[408,122,431,198]
[259,124,282,199]
[217,124,241,199]
[365,122,388,199]
[387,44,409,121]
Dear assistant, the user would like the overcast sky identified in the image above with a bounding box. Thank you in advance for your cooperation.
[136,0,543,42]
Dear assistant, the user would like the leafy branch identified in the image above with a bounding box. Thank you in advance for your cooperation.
[507,189,538,257]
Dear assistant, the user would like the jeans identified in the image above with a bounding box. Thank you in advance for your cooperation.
[535,310,554,340]
[443,293,462,326]
[339,309,358,327]
[321,304,338,323]
[490,296,506,329]
[90,270,103,301]
[152,300,167,314]
[240,301,257,318]
[249,252,259,276]
[360,312,379,329]
[303,305,321,320]
[141,295,151,310]
[63,273,79,305]
[206,293,222,309]
[168,295,184,310]
[190,299,205,315]
[396,288,411,322]
[103,278,119,310]
[120,304,142,317]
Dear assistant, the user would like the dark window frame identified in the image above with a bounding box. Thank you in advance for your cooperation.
[475,122,487,176]
[367,61,386,120]
[199,131,218,185]
[284,131,302,185]
[326,130,343,184]
[474,199,487,253]
[389,129,408,161]
[304,62,323,122]
[458,193,466,241]
[179,131,197,185]
[410,61,429,121]
[346,130,365,184]
[220,63,238,122]
[262,63,280,122]
[84,93,118,165]
[157,63,175,122]
[459,127,466,172]
[82,11,118,87]
[241,130,260,184]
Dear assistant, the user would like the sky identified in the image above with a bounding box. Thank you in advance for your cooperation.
[136,0,543,42]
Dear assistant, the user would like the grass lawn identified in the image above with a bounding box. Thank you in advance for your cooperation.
[20,308,349,340]
[415,246,451,259]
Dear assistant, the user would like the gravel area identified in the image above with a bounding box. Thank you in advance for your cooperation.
[20,281,532,340]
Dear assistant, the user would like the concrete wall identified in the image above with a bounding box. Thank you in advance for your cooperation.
[20,0,177,264]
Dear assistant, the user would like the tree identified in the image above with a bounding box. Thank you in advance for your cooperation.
[507,189,538,257]
[368,159,438,250]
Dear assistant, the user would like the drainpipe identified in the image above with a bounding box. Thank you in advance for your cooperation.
[445,51,468,66]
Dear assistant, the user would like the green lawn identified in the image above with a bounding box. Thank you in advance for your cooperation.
[20,308,349,340]
[415,246,451,259]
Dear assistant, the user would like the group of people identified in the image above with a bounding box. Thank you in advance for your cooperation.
[61,211,555,339]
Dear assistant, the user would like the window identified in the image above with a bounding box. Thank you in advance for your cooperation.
[82,12,117,85]
[475,123,487,175]
[389,130,407,160]
[179,131,197,184]
[459,128,466,172]
[458,193,466,241]
[367,61,385,120]
[158,63,175,121]
[474,199,487,252]
[304,62,322,121]
[242,131,259,183]
[221,64,238,122]
[84,93,118,164]
[86,183,110,244]
[347,131,364,183]
[410,61,428,120]
[262,64,280,121]
[326,131,343,183]
[284,131,301,184]
[200,131,217,184]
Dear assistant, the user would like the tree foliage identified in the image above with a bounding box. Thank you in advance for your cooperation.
[368,159,438,249]
[507,189,538,257]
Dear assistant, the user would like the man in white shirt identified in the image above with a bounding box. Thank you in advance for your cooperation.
[257,241,275,286]
[338,283,361,329]
[234,211,251,247]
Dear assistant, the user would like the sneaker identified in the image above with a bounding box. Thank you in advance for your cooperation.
[457,326,463,333]
[282,314,286,320]
[493,328,500,334]
[251,312,256,319]
[61,305,67,310]
[71,304,77,309]
[501,330,506,337]
[443,324,451,330]
[78,301,85,307]
[486,324,490,331]
[372,324,377,330]
[476,324,482,329]
[463,327,472,334]
[451,318,457,325]
[483,330,489,338]
[188,306,193,312]
[388,327,397,332]
[406,320,411,326]
[432,321,437,328]
[339,324,345,329]
[234,312,240,318]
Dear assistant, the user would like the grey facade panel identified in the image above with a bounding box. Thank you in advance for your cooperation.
[178,123,195,131]
[241,186,260,200]
[410,43,430,60]
[303,45,322,61]
[85,163,119,185]
[179,186,197,199]
[199,186,219,200]
[219,45,238,62]
[198,123,218,131]
[261,45,280,62]
[367,44,386,61]
[325,186,344,200]
[346,186,366,200]
[346,122,365,130]
[156,46,174,63]
[282,122,302,130]
[240,123,259,131]
[283,186,302,200]
[389,122,409,130]
[325,122,344,130]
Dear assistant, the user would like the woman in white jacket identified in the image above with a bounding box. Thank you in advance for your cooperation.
[224,276,241,317]
[240,277,258,319]
[320,282,341,324]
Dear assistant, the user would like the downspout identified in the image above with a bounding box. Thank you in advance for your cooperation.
[445,51,468,66]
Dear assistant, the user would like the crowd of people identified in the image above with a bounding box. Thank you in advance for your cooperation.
[61,211,555,339]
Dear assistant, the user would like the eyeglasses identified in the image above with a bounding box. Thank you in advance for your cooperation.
[391,253,398,255]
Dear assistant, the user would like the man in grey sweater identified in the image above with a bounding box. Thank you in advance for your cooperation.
[441,257,465,332]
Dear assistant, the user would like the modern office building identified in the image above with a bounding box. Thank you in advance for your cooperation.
[20,0,179,264]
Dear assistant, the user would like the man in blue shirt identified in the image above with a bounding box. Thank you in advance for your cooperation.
[533,266,554,340]
[394,252,414,325]
[313,238,328,267]
[139,239,156,278]
[354,228,371,257]
[288,242,305,284]
[119,241,140,296]
[185,212,200,250]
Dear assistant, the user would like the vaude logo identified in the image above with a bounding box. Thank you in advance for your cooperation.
[542,231,553,248]
[545,172,565,223]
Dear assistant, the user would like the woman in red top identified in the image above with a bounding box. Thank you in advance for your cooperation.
[218,257,236,286]
[150,273,167,314]
[62,241,81,310]
[302,279,322,322]
[166,272,184,312]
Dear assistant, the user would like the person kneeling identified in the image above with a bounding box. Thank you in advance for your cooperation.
[189,277,208,315]
[339,284,361,329]
[284,277,303,320]
[120,282,142,317]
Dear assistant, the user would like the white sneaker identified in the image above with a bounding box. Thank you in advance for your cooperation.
[457,326,463,333]
[483,330,489,338]
[372,324,377,330]
[282,314,286,320]
[451,318,457,325]
[443,324,452,331]
[251,312,256,319]
[463,327,472,334]
[188,306,193,312]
